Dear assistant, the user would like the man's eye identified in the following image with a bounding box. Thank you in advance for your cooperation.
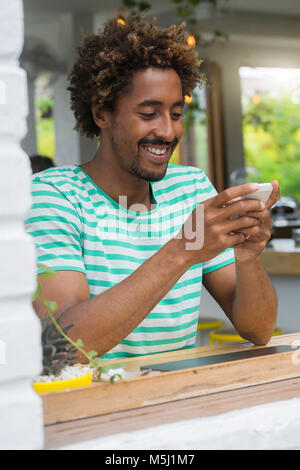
[172,113,183,120]
[140,113,156,119]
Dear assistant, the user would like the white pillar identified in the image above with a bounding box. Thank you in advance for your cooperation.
[0,0,44,450]
[73,12,98,165]
[54,11,99,167]
[221,62,245,182]
[53,73,81,166]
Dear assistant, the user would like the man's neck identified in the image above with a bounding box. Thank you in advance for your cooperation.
[79,154,154,212]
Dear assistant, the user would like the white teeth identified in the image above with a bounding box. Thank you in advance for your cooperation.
[145,147,167,155]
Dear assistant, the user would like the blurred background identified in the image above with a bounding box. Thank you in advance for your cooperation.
[22,0,300,202]
[20,0,300,335]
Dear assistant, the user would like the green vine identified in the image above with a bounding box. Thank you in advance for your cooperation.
[120,0,151,17]
[33,263,123,383]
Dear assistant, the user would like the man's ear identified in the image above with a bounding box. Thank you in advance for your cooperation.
[92,104,111,130]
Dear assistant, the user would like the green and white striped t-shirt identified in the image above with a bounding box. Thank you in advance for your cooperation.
[25,163,235,359]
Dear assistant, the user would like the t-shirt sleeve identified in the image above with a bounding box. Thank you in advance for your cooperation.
[25,178,86,275]
[193,168,235,275]
[202,248,235,275]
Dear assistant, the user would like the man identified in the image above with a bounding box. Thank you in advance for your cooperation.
[26,17,279,361]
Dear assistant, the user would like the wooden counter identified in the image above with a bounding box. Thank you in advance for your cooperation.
[260,247,300,275]
[44,333,300,448]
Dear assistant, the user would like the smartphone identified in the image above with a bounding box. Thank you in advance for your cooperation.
[243,183,273,204]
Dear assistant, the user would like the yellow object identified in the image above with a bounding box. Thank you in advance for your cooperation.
[198,318,222,331]
[169,145,179,165]
[185,95,192,104]
[33,371,92,394]
[209,327,283,345]
[187,34,196,47]
[252,94,261,105]
[197,317,222,346]
[117,17,126,25]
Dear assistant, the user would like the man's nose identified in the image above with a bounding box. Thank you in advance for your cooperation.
[153,115,177,143]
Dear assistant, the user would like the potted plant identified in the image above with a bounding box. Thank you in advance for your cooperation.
[33,309,92,394]
[32,264,125,394]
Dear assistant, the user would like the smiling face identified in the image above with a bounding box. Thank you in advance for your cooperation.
[103,67,184,182]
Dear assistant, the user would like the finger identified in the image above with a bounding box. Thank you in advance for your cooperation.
[226,214,261,233]
[234,226,271,243]
[265,180,280,210]
[223,196,242,207]
[213,183,260,208]
[246,209,273,229]
[232,225,269,242]
[222,198,265,220]
[226,231,249,247]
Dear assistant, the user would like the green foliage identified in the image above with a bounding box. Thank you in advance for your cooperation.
[242,94,300,202]
[35,98,55,159]
[183,91,206,131]
[41,313,79,376]
[121,0,151,14]
[138,1,151,11]
[35,97,53,116]
[171,0,217,6]
[169,146,180,164]
[33,264,123,382]
[170,0,218,20]
[36,117,55,159]
[123,0,137,6]
[175,6,193,18]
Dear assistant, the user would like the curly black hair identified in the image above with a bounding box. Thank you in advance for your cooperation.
[67,16,205,139]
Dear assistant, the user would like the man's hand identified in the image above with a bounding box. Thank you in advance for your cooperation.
[229,180,280,263]
[196,181,280,345]
[175,182,271,267]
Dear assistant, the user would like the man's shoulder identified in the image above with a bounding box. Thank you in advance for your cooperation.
[152,164,215,204]
[32,165,77,181]
[154,164,208,191]
[31,165,84,193]
[165,164,206,180]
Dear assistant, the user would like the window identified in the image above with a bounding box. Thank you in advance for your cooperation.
[240,66,300,203]
[175,63,226,192]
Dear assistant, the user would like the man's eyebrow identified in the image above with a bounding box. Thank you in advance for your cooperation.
[137,99,185,107]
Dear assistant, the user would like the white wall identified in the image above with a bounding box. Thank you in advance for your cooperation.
[271,275,300,333]
[199,275,300,338]
[60,397,300,450]
[0,0,44,450]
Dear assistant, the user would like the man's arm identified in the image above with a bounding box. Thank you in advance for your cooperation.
[203,260,277,345]
[34,238,191,359]
[202,179,280,345]
[33,183,275,358]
